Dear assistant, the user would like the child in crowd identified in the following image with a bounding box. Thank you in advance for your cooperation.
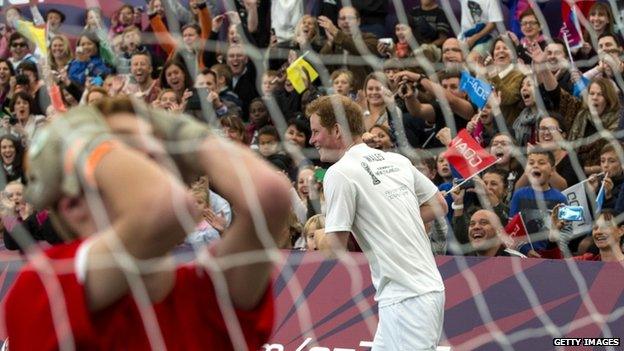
[589,144,624,212]
[303,214,325,251]
[509,149,569,258]
[185,176,226,247]
[257,125,295,179]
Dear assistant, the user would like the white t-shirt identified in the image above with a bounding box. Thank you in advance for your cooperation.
[323,144,444,306]
[459,0,503,39]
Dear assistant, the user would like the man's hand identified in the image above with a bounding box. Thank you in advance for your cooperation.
[212,14,225,33]
[318,16,339,38]
[435,127,452,147]
[207,91,223,109]
[225,11,241,26]
[317,231,350,258]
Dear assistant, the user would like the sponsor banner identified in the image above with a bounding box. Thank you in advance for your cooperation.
[0,251,621,349]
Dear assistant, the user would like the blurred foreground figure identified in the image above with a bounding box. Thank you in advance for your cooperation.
[3,104,290,350]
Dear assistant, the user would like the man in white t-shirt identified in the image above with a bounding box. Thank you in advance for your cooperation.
[458,0,503,55]
[307,95,448,350]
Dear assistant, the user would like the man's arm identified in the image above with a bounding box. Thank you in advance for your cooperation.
[466,22,496,49]
[244,0,258,33]
[85,146,196,311]
[419,192,448,224]
[317,231,350,258]
[420,77,475,120]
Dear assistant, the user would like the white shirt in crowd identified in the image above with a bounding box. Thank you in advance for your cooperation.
[323,144,444,307]
[459,0,503,39]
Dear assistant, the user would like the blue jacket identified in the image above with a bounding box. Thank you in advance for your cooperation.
[68,56,111,86]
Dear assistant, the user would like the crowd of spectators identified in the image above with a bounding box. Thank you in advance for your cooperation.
[0,0,623,263]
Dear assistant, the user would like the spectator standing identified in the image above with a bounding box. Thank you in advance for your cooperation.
[319,7,380,90]
[410,0,452,47]
[458,0,503,54]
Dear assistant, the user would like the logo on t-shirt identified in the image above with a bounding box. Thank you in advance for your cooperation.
[361,162,381,185]
[468,0,484,23]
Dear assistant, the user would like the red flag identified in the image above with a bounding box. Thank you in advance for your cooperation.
[49,84,66,113]
[442,129,497,179]
[505,213,531,249]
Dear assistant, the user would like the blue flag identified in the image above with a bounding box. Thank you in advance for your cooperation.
[459,71,493,109]
[596,178,606,214]
[572,76,590,97]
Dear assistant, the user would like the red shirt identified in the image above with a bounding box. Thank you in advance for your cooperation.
[574,253,601,261]
[3,240,274,350]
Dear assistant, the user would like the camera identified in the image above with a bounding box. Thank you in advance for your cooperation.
[400,83,409,95]
[460,180,474,189]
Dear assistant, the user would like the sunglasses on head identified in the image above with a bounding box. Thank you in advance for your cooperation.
[11,42,27,48]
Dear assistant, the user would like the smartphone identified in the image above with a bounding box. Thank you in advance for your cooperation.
[558,206,584,221]
[90,76,104,87]
[379,38,393,46]
[400,83,408,95]
[314,168,327,183]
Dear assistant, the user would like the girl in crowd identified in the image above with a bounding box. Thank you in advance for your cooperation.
[303,214,325,251]
[0,58,15,113]
[488,133,523,195]
[0,134,25,184]
[67,33,112,87]
[109,4,139,36]
[435,156,453,186]
[159,59,194,103]
[9,91,45,141]
[292,15,325,52]
[84,8,104,32]
[245,98,271,147]
[364,124,395,152]
[547,77,620,172]
[512,76,544,146]
[153,89,182,111]
[292,166,314,223]
[48,35,73,72]
[586,143,624,212]
[576,2,615,60]
[185,177,224,247]
[467,98,501,147]
[0,6,21,58]
[551,209,624,262]
[284,118,310,150]
[219,115,248,144]
[487,36,525,126]
[361,72,402,132]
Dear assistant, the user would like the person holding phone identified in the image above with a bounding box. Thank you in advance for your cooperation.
[67,33,112,87]
[551,208,624,262]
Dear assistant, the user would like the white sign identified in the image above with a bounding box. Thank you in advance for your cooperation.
[562,182,592,235]
[0,0,43,6]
